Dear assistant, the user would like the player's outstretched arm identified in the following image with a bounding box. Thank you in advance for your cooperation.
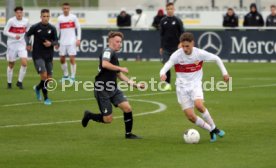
[102,60,128,73]
[200,49,230,82]
[160,59,174,81]
[117,73,145,89]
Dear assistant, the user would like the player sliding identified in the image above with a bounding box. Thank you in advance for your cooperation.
[160,32,230,142]
[82,31,144,139]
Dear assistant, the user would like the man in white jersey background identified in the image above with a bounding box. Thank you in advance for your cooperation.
[3,6,30,89]
[160,32,230,142]
[56,2,81,81]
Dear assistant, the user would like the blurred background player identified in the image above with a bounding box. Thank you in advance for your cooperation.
[81,31,144,139]
[223,8,239,27]
[152,9,165,30]
[266,5,276,26]
[160,32,230,142]
[3,6,30,89]
[116,8,131,29]
[160,3,184,91]
[56,2,81,82]
[243,3,264,27]
[26,9,58,105]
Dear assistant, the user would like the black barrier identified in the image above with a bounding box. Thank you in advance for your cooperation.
[0,29,276,61]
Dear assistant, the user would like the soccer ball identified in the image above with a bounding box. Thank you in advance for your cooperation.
[183,129,200,144]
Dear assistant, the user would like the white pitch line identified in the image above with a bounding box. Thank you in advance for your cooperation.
[1,91,173,107]
[0,98,167,128]
[234,83,276,89]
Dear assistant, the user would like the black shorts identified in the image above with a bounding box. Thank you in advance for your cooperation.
[34,58,53,76]
[94,88,127,116]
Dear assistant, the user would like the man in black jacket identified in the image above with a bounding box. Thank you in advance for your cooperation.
[26,9,58,105]
[223,8,238,27]
[160,3,184,91]
[116,8,131,28]
[266,5,276,26]
[243,3,264,27]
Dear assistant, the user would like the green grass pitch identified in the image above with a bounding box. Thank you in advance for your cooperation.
[0,60,276,168]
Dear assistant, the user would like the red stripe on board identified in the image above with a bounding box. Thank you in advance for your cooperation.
[174,61,203,73]
[9,27,26,34]
[60,22,76,29]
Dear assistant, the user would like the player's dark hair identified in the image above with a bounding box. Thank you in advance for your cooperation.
[63,2,70,6]
[108,31,124,40]
[14,6,23,12]
[166,2,174,8]
[41,9,50,14]
[228,8,233,11]
[180,32,194,42]
[271,5,276,8]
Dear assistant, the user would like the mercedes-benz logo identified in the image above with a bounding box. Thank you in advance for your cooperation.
[198,32,222,55]
[0,30,7,56]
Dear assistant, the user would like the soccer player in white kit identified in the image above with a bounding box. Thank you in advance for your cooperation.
[56,3,81,81]
[3,6,30,89]
[160,32,230,142]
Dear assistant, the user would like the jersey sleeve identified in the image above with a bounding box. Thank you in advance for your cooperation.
[56,17,60,40]
[199,49,228,75]
[74,16,81,40]
[3,19,17,38]
[102,50,112,61]
[160,51,178,76]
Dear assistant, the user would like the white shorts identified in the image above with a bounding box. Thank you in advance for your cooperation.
[176,83,204,110]
[6,47,28,62]
[59,45,77,56]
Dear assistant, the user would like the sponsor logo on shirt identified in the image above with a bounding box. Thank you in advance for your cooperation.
[60,22,76,29]
[9,26,26,34]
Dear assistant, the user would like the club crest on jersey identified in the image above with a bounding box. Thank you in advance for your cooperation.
[37,29,41,32]
[194,60,200,65]
[172,21,176,25]
[48,30,51,34]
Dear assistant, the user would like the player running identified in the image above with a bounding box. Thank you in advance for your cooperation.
[3,6,30,89]
[56,2,81,82]
[81,31,144,139]
[26,9,58,105]
[160,32,230,142]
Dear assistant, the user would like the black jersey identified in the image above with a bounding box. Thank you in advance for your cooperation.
[95,48,120,90]
[160,16,184,52]
[266,14,276,26]
[26,22,58,60]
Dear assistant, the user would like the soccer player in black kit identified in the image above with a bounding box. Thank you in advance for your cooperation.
[26,9,58,105]
[160,2,184,91]
[82,31,145,139]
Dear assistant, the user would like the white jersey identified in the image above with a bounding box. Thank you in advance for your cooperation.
[56,14,81,45]
[3,16,30,49]
[160,47,228,86]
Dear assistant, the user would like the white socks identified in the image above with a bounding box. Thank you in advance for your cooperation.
[201,109,216,130]
[70,63,76,79]
[61,62,69,77]
[7,66,13,83]
[18,66,27,82]
[195,116,212,132]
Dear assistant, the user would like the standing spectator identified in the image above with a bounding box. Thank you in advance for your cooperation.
[266,5,276,26]
[116,8,131,28]
[152,9,165,30]
[160,3,184,91]
[132,6,148,29]
[243,3,264,27]
[223,8,238,27]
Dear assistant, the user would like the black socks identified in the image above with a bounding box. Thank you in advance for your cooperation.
[124,112,133,134]
[36,80,48,100]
